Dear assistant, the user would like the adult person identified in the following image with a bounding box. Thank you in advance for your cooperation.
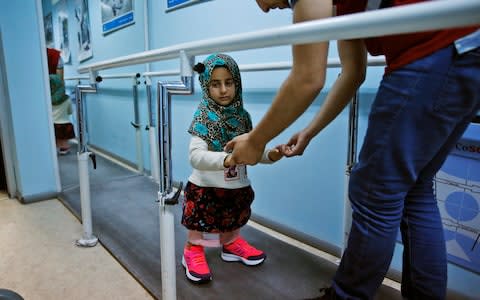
[225,0,480,299]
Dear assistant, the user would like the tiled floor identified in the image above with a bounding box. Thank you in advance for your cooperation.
[0,191,153,300]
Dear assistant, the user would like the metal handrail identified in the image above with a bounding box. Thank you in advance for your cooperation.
[67,57,386,81]
[142,56,386,78]
[65,72,140,81]
[78,0,479,74]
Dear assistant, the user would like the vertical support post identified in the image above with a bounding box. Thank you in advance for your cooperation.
[75,82,99,248]
[145,76,160,183]
[157,50,194,300]
[132,73,144,173]
[342,90,359,254]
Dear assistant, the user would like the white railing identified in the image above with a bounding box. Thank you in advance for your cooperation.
[64,72,139,81]
[143,56,386,78]
[78,0,479,75]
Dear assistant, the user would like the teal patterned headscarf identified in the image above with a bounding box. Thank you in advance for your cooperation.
[188,53,252,151]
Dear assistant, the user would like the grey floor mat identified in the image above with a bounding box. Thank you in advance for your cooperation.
[58,149,138,189]
[57,150,403,300]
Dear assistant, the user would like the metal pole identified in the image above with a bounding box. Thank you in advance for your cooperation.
[342,91,359,254]
[131,73,144,173]
[75,83,99,247]
[145,76,160,183]
[157,51,194,300]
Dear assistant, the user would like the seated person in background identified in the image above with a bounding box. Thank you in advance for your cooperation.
[47,48,75,155]
[181,53,283,283]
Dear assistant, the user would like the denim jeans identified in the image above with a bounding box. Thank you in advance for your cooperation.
[332,44,480,299]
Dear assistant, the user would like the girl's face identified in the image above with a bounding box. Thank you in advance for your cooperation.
[208,67,235,106]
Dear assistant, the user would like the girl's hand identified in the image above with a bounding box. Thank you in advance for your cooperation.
[267,148,283,162]
[223,153,234,168]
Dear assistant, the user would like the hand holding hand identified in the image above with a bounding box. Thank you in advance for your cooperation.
[268,148,283,162]
[278,130,312,157]
[223,153,234,168]
[224,133,265,166]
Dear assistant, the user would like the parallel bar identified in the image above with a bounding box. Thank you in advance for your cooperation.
[342,91,360,254]
[100,73,140,79]
[79,0,479,73]
[132,78,144,173]
[75,85,97,153]
[70,57,386,81]
[65,76,89,81]
[65,73,139,81]
[157,51,194,300]
[142,56,386,78]
[74,84,98,248]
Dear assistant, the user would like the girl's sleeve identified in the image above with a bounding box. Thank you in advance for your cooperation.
[259,148,275,164]
[189,135,229,170]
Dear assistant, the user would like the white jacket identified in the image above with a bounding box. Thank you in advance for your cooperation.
[188,135,274,189]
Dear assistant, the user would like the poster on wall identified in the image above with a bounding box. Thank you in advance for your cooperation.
[44,13,55,48]
[57,0,71,64]
[101,0,135,35]
[74,0,93,62]
[166,0,212,12]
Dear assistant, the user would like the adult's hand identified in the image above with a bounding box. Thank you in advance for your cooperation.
[255,0,291,13]
[278,130,312,157]
[224,133,265,165]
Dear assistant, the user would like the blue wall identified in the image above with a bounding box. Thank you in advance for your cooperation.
[1,1,59,200]
[1,0,472,297]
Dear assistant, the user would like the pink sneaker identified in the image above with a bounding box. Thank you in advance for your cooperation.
[182,244,212,283]
[221,236,266,266]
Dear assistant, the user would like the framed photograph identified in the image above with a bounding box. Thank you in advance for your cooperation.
[58,14,71,64]
[57,0,71,64]
[74,0,93,62]
[44,13,55,48]
[166,0,212,12]
[101,0,135,35]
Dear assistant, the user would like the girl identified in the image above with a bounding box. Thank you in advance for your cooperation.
[181,53,282,283]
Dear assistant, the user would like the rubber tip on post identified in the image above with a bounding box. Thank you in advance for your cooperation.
[96,76,103,82]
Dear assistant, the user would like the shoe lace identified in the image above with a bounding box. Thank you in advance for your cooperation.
[191,253,206,265]
[228,237,257,255]
[187,246,208,268]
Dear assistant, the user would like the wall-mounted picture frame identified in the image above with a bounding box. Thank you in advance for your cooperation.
[74,0,93,62]
[44,13,55,48]
[57,0,71,64]
[101,0,135,35]
[166,0,212,13]
[58,14,71,64]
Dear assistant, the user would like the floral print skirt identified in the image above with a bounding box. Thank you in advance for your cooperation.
[181,181,254,233]
[54,123,75,140]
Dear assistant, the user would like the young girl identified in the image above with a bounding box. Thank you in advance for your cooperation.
[181,53,282,283]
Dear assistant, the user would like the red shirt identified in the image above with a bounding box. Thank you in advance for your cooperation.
[47,48,61,74]
[334,0,479,73]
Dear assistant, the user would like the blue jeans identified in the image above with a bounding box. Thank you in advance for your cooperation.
[332,44,480,300]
